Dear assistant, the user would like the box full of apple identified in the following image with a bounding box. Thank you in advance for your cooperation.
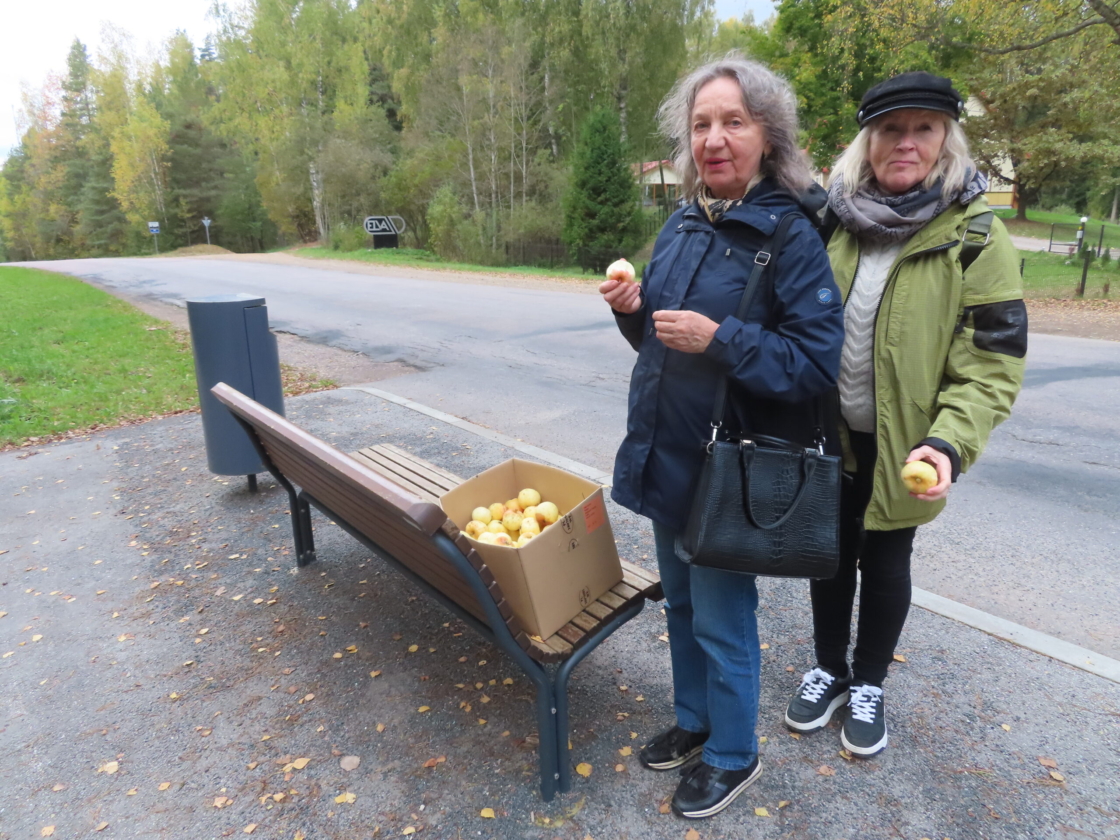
[440,459,623,638]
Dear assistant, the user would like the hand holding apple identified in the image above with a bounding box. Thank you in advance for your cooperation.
[903,446,952,501]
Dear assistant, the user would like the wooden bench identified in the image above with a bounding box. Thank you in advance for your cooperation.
[212,383,663,801]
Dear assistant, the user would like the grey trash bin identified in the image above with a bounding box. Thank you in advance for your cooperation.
[187,294,285,490]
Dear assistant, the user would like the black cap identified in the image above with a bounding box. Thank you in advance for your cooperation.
[857,71,964,127]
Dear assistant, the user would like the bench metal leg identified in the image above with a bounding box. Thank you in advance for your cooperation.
[293,490,316,567]
[552,600,646,794]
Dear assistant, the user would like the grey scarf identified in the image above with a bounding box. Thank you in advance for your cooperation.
[828,169,989,242]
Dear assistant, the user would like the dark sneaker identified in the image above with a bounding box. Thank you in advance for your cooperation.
[639,726,709,771]
[671,758,763,819]
[841,683,888,757]
[785,667,851,732]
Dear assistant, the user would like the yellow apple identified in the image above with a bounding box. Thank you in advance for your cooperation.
[488,503,506,521]
[465,520,488,538]
[522,505,538,523]
[520,517,541,537]
[491,533,514,547]
[536,501,560,525]
[606,258,636,283]
[472,506,493,525]
[504,497,522,513]
[502,511,524,533]
[477,532,498,544]
[487,520,507,534]
[518,488,541,509]
[901,461,939,494]
[516,533,536,547]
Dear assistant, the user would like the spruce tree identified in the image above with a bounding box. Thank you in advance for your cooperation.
[562,108,643,273]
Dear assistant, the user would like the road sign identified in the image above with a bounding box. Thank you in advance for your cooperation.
[363,215,406,236]
[148,221,160,234]
[201,217,212,245]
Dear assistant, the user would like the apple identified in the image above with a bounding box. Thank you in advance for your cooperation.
[487,520,507,534]
[504,497,522,513]
[518,488,541,509]
[465,520,488,538]
[516,533,536,547]
[477,532,498,544]
[901,460,939,494]
[536,501,560,525]
[472,506,493,525]
[606,258,636,283]
[488,502,506,521]
[502,511,524,533]
[491,533,514,547]
[520,517,541,537]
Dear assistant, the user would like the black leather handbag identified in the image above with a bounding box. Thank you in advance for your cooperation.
[674,214,842,579]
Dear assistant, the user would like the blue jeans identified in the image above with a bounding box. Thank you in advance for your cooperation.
[652,520,760,771]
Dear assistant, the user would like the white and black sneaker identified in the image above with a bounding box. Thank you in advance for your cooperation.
[784,667,851,733]
[841,683,888,757]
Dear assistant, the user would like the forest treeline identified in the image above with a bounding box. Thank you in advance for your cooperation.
[3,0,1119,264]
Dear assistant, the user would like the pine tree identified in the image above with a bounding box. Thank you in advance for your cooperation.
[562,108,643,273]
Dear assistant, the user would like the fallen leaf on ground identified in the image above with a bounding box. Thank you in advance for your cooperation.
[376,723,386,732]
[893,654,907,662]
[408,645,419,653]
[615,763,626,772]
[41,828,55,837]
[94,822,109,831]
[1038,757,1058,769]
[658,801,671,814]
[685,830,700,840]
[214,796,231,808]
[346,645,358,653]
[98,761,119,774]
[788,732,801,740]
[370,670,382,678]
[839,749,854,761]
[755,806,770,816]
[778,800,790,808]
[402,828,416,836]
[1050,771,1066,782]
[340,756,360,771]
[417,706,430,713]
[1001,724,1011,731]
[576,763,592,777]
[334,791,357,804]
[52,784,66,792]
[332,652,343,659]
[243,825,257,834]
[818,765,836,776]
[158,782,171,790]
[759,643,769,650]
[480,808,495,818]
[619,746,632,757]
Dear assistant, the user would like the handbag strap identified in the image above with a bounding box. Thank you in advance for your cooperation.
[739,442,820,530]
[708,212,805,437]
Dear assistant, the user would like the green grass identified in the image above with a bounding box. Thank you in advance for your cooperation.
[0,267,200,447]
[996,209,1120,242]
[297,245,648,282]
[1018,249,1118,299]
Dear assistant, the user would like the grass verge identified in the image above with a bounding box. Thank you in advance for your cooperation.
[997,209,1120,242]
[1018,250,1118,299]
[297,246,646,282]
[0,267,334,449]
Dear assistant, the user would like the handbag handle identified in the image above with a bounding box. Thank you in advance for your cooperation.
[739,442,820,530]
[707,213,825,448]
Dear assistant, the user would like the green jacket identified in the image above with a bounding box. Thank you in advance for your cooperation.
[828,196,1027,530]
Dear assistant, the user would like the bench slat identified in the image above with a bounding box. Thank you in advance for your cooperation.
[379,443,466,487]
[610,581,641,601]
[352,448,449,501]
[597,590,626,611]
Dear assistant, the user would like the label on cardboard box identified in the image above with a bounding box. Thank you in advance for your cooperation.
[440,459,623,639]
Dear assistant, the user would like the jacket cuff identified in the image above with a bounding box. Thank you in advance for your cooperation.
[917,437,961,482]
[704,315,757,361]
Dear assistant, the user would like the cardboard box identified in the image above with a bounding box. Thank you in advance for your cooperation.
[440,459,623,639]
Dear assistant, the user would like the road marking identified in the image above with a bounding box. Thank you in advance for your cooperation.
[346,384,1120,685]
[342,385,615,486]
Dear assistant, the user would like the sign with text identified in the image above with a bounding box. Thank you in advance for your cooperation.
[148,221,160,235]
[362,215,406,249]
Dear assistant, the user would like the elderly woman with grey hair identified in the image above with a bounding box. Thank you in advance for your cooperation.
[783,72,1025,759]
[599,54,844,819]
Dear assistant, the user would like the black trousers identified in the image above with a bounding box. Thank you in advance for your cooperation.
[810,430,917,687]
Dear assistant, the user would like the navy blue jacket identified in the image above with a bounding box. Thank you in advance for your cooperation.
[611,179,844,531]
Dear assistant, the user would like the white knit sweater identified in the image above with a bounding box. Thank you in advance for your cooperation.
[838,240,904,433]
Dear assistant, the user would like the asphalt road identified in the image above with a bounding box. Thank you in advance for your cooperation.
[20,256,1120,658]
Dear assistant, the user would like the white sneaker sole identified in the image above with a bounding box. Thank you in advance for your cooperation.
[784,690,850,733]
[841,726,888,757]
[674,760,764,819]
[641,744,705,771]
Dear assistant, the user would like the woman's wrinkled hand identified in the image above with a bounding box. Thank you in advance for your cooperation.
[905,446,952,501]
[652,309,720,354]
[599,278,642,314]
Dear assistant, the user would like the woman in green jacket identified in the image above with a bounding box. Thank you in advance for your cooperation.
[783,72,1027,757]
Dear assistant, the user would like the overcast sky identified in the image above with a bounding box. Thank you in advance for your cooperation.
[0,0,775,158]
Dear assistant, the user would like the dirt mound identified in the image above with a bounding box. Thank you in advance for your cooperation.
[160,244,236,257]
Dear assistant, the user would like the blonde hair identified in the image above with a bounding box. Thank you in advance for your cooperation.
[829,112,975,196]
[658,52,813,199]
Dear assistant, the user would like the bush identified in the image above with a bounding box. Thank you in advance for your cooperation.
[329,223,370,251]
[562,109,644,273]
[427,185,465,261]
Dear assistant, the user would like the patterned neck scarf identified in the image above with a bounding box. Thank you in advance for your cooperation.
[827,169,989,242]
[699,173,765,223]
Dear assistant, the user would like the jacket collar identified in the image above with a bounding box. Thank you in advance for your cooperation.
[681,178,795,236]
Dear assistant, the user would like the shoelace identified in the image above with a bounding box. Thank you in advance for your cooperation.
[848,684,883,724]
[682,760,717,790]
[797,667,835,703]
